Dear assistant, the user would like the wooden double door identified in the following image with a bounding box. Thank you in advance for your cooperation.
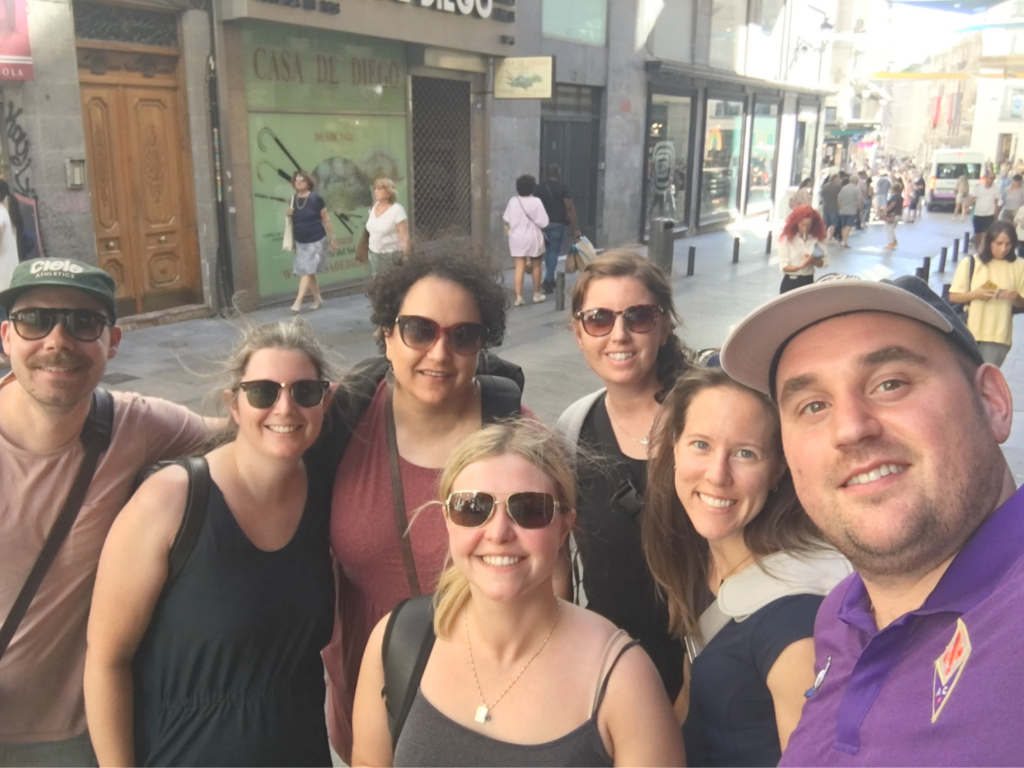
[79,46,201,317]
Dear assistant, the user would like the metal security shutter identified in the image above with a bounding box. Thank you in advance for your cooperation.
[411,76,472,241]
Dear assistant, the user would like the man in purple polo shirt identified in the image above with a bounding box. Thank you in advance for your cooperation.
[720,274,1024,766]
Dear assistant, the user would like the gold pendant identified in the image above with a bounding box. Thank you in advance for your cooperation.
[475,705,490,724]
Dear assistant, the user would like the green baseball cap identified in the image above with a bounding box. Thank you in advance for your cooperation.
[0,258,118,322]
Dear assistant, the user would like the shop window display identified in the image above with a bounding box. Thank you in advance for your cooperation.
[747,102,778,210]
[646,94,692,226]
[701,98,744,221]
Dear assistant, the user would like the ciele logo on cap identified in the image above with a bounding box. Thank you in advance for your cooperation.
[30,260,85,275]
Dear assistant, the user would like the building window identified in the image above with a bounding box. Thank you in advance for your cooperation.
[542,0,607,46]
[747,101,778,211]
[748,0,786,80]
[709,0,748,72]
[791,102,819,186]
[1007,89,1024,119]
[701,97,744,221]
[646,94,693,226]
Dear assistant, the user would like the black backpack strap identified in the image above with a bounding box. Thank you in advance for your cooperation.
[0,389,115,662]
[383,595,436,750]
[167,456,211,582]
[478,375,522,423]
[475,352,525,393]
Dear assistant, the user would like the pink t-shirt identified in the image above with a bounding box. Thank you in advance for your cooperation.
[503,195,549,258]
[0,375,208,742]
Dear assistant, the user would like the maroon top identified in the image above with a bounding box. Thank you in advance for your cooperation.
[323,380,449,758]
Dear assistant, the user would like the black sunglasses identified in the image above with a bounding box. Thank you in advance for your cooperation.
[7,308,111,343]
[445,491,559,529]
[574,304,664,337]
[236,379,330,409]
[395,315,486,356]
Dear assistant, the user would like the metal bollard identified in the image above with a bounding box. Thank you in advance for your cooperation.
[952,238,960,263]
[687,246,696,277]
[938,247,948,274]
[964,231,971,254]
[921,256,931,281]
[915,267,926,280]
[555,272,565,312]
[732,237,740,264]
[766,232,772,254]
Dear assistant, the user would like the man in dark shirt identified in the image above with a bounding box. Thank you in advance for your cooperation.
[820,174,842,242]
[535,165,581,294]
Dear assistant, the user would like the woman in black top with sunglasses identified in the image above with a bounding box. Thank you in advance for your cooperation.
[303,246,522,762]
[84,318,337,766]
[556,249,691,707]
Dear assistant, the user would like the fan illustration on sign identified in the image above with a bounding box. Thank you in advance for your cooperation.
[507,72,543,90]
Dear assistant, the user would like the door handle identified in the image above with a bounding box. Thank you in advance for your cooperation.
[106,240,115,249]
[158,235,167,243]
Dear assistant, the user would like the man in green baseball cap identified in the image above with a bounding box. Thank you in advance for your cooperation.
[0,258,208,765]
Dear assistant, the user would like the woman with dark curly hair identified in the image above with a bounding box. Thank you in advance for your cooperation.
[555,249,691,702]
[303,245,524,762]
[777,204,828,294]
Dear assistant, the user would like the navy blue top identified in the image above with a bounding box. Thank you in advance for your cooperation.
[684,593,823,767]
[292,192,327,244]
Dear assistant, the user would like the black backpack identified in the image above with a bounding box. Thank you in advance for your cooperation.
[381,595,436,750]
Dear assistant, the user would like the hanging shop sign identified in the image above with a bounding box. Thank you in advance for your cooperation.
[494,56,553,99]
[0,0,32,81]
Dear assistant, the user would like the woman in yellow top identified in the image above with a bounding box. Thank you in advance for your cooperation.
[949,219,1024,367]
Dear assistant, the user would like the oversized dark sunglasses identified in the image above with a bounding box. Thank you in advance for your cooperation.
[573,304,664,337]
[445,491,559,529]
[395,315,486,356]
[7,308,111,342]
[236,379,330,409]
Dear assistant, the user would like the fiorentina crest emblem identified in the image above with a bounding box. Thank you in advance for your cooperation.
[932,618,972,723]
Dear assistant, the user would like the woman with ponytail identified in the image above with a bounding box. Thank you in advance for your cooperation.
[350,420,684,767]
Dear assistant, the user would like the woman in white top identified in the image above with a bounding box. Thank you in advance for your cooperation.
[503,175,549,307]
[776,205,827,294]
[365,177,409,276]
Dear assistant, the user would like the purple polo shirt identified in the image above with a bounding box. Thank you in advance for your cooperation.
[781,486,1024,766]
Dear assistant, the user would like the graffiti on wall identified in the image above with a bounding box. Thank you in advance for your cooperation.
[5,101,33,196]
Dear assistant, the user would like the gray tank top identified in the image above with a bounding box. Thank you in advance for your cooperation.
[392,630,639,767]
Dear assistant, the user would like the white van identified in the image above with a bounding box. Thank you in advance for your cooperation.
[926,150,984,210]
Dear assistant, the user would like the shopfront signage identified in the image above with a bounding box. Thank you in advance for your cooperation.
[0,0,32,81]
[389,0,494,19]
[652,141,674,194]
[494,56,553,99]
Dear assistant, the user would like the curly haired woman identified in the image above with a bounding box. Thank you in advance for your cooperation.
[777,205,828,294]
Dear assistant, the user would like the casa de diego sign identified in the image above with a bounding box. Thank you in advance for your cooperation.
[387,0,495,18]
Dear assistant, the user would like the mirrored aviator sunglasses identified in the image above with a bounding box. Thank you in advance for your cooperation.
[574,304,663,337]
[395,315,486,356]
[236,379,330,409]
[445,491,558,529]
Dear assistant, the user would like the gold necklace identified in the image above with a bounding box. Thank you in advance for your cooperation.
[465,600,561,724]
[605,398,654,446]
[713,552,757,587]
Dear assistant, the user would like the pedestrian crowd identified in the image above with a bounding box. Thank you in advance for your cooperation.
[3,229,1024,768]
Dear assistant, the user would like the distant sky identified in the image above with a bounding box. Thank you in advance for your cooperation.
[884,5,972,69]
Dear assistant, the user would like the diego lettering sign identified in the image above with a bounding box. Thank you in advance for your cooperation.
[389,0,494,18]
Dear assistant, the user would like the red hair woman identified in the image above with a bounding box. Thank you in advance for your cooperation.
[777,205,828,294]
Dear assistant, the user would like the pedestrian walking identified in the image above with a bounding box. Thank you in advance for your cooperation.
[364,177,409,276]
[873,170,891,221]
[778,205,828,293]
[350,420,686,768]
[305,248,524,762]
[0,259,207,767]
[535,164,581,294]
[948,220,1024,367]
[820,175,842,242]
[1000,174,1024,223]
[969,173,1001,253]
[721,273,1024,766]
[953,174,971,221]
[556,250,690,701]
[84,319,337,767]
[882,182,903,250]
[906,176,925,223]
[642,367,851,766]
[860,174,873,228]
[287,171,336,313]
[503,175,549,306]
[836,177,861,248]
[789,178,813,211]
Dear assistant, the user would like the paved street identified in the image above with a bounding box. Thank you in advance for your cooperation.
[15,210,1024,483]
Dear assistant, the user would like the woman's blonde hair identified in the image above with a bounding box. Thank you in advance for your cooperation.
[431,419,576,639]
[374,177,397,204]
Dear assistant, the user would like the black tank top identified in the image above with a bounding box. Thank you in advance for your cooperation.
[392,631,639,767]
[132,467,335,767]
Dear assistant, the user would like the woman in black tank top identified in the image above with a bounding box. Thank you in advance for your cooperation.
[350,421,685,767]
[83,320,337,766]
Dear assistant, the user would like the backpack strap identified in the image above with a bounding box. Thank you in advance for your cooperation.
[477,375,522,423]
[382,595,436,750]
[167,456,211,582]
[0,388,114,663]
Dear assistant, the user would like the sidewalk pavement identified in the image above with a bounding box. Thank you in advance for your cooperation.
[8,210,1024,482]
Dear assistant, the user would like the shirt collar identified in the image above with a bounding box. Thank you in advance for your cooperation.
[839,485,1024,632]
